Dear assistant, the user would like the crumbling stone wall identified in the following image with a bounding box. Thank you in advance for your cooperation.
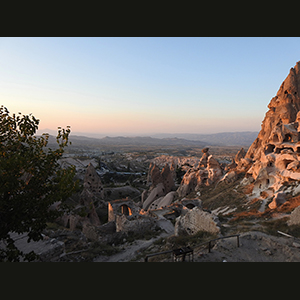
[115,214,156,233]
[174,207,220,236]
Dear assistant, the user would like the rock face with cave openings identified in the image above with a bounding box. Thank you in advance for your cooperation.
[242,61,300,208]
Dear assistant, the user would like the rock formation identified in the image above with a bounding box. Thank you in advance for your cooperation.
[147,163,162,186]
[234,148,246,164]
[246,61,300,160]
[147,162,175,193]
[174,207,220,236]
[84,163,104,198]
[177,168,202,198]
[115,214,156,233]
[288,205,300,226]
[177,148,223,197]
[148,191,177,210]
[80,188,101,226]
[161,163,176,193]
[243,61,300,207]
[57,163,103,231]
[207,155,222,185]
[143,163,176,210]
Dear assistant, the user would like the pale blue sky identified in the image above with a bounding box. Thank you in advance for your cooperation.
[1,37,300,136]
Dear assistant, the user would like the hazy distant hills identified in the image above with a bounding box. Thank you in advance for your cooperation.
[68,135,208,147]
[40,131,258,148]
[150,132,258,146]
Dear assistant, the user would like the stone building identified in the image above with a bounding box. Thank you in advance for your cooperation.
[108,198,142,222]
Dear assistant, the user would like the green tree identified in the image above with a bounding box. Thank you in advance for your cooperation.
[0,106,79,261]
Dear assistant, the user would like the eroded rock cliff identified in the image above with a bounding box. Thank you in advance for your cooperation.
[243,61,300,208]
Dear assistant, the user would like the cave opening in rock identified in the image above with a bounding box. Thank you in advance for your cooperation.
[265,144,275,155]
[283,133,293,143]
[186,203,195,209]
[278,159,295,169]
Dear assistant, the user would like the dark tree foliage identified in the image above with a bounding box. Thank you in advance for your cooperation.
[0,106,79,261]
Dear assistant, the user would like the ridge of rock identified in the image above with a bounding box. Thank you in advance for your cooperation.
[242,61,300,209]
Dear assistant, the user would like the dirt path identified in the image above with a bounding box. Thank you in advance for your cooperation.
[195,231,300,262]
[94,231,169,262]
[94,217,174,262]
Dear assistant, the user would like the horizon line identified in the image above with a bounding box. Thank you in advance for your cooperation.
[36,128,259,138]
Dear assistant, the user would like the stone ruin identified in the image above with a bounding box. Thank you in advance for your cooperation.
[108,198,142,222]
[107,198,156,233]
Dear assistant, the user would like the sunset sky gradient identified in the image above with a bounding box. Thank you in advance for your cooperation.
[1,37,300,137]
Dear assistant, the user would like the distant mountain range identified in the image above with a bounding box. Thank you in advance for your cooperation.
[54,135,208,147]
[39,130,258,147]
[150,132,259,146]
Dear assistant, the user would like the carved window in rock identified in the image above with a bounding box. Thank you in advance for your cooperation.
[275,147,282,154]
[186,203,195,209]
[265,144,275,155]
[120,204,132,216]
[283,133,293,143]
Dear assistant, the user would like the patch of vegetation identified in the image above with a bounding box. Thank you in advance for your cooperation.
[260,217,300,238]
[199,176,247,212]
[126,227,161,243]
[46,222,66,231]
[167,231,218,249]
[80,241,119,261]
[228,209,262,225]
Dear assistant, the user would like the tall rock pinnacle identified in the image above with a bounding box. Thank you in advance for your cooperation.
[246,61,300,161]
[241,61,300,208]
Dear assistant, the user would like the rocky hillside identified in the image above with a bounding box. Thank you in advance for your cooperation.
[10,62,300,262]
[240,61,300,209]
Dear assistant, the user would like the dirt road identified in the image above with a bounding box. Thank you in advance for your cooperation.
[94,217,174,262]
[94,231,169,262]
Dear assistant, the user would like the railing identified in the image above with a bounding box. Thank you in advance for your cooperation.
[207,234,240,253]
[144,234,240,262]
[144,250,173,262]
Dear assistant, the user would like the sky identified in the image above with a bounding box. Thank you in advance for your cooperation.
[1,37,300,137]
